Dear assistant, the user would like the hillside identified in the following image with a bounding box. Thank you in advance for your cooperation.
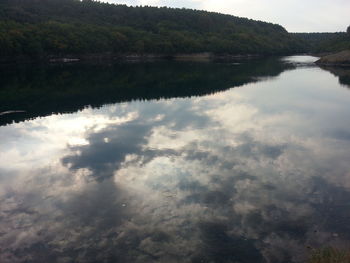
[293,32,350,53]
[0,0,305,61]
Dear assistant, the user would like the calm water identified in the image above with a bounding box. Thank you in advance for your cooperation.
[1,56,350,263]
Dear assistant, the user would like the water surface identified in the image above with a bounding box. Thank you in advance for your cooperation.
[1,56,350,263]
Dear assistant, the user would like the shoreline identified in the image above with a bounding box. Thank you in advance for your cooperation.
[0,52,271,65]
[315,50,350,67]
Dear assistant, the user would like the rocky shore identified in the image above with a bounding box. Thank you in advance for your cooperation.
[316,50,350,66]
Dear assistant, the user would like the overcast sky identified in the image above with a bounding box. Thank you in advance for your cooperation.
[106,0,350,32]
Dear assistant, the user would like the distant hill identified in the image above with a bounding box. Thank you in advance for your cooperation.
[293,32,350,53]
[0,0,305,61]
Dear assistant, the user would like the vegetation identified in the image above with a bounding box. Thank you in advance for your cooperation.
[308,247,350,263]
[294,31,350,53]
[0,0,306,61]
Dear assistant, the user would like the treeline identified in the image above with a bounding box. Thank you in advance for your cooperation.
[293,32,350,53]
[0,0,306,60]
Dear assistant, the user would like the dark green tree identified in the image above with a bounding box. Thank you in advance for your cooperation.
[0,0,307,60]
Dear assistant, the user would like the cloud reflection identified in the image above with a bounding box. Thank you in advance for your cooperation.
[1,59,350,262]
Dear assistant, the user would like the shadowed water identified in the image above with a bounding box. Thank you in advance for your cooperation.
[1,56,350,263]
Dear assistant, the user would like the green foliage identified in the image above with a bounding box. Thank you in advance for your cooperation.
[294,32,350,53]
[0,0,305,60]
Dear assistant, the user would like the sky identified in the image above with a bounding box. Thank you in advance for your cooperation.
[106,0,350,32]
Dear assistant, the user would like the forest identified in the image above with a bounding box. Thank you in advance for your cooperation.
[294,32,350,53]
[0,0,307,60]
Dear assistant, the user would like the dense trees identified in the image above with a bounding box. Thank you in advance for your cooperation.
[294,28,350,53]
[316,33,350,53]
[0,0,305,60]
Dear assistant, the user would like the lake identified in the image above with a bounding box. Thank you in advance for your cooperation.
[1,56,350,263]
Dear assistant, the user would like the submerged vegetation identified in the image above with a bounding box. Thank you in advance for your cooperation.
[308,247,350,263]
[0,0,306,61]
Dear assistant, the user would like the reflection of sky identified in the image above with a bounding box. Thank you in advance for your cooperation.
[1,57,350,262]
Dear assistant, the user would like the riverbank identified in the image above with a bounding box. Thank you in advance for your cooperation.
[0,52,267,65]
[315,50,350,66]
